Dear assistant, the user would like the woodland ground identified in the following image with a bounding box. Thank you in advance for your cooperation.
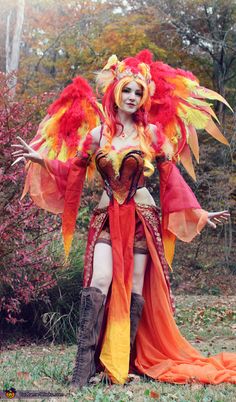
[0,295,235,402]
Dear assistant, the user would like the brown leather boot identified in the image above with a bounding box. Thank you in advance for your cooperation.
[130,292,145,350]
[71,287,106,387]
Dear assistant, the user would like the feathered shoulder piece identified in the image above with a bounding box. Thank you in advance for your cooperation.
[29,76,104,161]
[135,50,232,179]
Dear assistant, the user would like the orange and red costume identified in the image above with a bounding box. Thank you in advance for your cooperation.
[23,145,236,385]
[21,49,236,385]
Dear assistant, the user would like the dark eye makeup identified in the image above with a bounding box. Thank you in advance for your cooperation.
[122,88,131,93]
[122,87,143,96]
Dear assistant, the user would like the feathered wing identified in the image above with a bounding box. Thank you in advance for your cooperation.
[136,50,231,268]
[22,76,104,257]
[147,60,231,179]
[28,76,104,161]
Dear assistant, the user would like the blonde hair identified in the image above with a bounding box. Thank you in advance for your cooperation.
[87,76,155,179]
[114,76,151,110]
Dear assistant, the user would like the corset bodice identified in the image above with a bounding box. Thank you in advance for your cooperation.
[95,149,146,204]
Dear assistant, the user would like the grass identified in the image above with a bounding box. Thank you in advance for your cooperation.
[0,295,235,402]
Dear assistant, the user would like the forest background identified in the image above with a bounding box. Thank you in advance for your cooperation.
[0,0,235,342]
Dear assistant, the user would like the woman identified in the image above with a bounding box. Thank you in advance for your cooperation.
[12,50,235,387]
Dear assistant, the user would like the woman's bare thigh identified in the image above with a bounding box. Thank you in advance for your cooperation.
[90,243,113,295]
[132,253,148,295]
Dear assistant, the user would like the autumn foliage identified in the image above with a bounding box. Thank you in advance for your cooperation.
[0,74,60,324]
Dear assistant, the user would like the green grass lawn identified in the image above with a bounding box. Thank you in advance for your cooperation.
[0,295,235,402]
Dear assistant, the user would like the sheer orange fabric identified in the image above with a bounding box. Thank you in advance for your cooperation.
[22,162,65,213]
[157,160,208,267]
[22,158,87,255]
[135,210,236,384]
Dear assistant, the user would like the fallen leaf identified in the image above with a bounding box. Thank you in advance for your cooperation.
[17,371,30,380]
[150,390,160,399]
[32,381,40,388]
[195,336,205,343]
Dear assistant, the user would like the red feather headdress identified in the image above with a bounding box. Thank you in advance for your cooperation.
[98,49,231,179]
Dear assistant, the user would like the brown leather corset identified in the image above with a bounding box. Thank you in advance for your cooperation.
[95,149,146,204]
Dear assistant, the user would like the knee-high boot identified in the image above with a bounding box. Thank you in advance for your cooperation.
[71,287,106,387]
[130,292,145,350]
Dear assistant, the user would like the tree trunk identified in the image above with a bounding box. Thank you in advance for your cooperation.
[5,0,25,98]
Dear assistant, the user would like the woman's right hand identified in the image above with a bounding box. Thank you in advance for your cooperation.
[11,136,45,167]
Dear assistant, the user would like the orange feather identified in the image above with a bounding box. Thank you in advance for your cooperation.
[188,126,199,163]
[205,119,229,145]
[180,144,196,181]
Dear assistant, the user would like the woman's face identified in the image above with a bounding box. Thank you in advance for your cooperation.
[118,80,143,114]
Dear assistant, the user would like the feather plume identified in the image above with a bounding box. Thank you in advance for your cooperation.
[25,75,104,260]
[29,76,104,160]
[146,55,231,177]
[96,70,116,93]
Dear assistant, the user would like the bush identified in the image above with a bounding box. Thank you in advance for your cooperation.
[0,73,59,324]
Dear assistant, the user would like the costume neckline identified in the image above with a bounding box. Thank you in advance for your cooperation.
[96,145,142,155]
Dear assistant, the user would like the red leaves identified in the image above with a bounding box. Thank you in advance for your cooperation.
[144,389,160,399]
[150,390,160,399]
[0,75,58,324]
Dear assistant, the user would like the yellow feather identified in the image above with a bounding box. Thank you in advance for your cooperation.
[195,87,233,111]
[182,77,199,90]
[103,54,119,70]
[78,124,89,139]
[38,141,56,158]
[186,97,209,107]
[48,148,57,159]
[178,104,209,129]
[58,141,69,161]
[41,135,57,154]
[186,98,219,122]
[42,106,68,139]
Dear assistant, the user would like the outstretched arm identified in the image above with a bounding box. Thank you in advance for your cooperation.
[12,136,45,167]
[149,124,230,229]
[11,128,101,211]
[152,139,230,267]
[12,129,101,257]
[207,210,230,228]
[12,124,102,166]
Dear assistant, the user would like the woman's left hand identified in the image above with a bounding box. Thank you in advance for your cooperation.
[207,210,230,229]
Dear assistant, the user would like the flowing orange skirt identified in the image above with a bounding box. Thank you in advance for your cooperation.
[82,199,236,385]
